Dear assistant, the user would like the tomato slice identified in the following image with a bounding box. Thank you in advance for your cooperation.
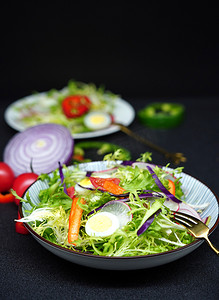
[90,177,120,190]
[66,186,75,199]
[62,95,91,118]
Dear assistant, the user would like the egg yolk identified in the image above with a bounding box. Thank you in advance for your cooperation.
[89,214,112,232]
[90,115,106,125]
[79,178,91,186]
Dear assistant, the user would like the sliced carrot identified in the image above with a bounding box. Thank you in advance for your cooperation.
[68,197,85,244]
[168,179,175,196]
[102,180,125,195]
[72,154,84,161]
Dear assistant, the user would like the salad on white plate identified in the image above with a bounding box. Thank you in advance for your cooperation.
[15,152,211,257]
[4,80,135,138]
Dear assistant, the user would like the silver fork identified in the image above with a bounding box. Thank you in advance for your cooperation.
[171,211,219,255]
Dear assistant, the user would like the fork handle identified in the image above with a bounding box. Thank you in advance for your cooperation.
[205,236,219,255]
[115,123,185,164]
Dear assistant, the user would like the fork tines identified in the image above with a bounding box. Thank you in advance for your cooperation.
[171,211,199,228]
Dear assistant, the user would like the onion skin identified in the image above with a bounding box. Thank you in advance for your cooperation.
[3,124,74,176]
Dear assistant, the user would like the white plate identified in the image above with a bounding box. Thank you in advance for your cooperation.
[20,161,219,270]
[4,94,135,139]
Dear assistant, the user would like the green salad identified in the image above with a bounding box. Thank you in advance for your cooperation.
[18,152,199,257]
[13,80,117,134]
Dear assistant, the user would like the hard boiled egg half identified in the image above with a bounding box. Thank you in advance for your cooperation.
[85,201,132,237]
[84,111,112,131]
[75,177,94,194]
[85,212,120,237]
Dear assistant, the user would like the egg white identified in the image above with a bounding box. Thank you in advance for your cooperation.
[75,177,94,194]
[85,212,120,237]
[84,111,112,130]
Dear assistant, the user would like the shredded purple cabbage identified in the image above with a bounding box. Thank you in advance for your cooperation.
[121,161,136,166]
[137,209,161,236]
[86,171,93,177]
[58,162,67,195]
[147,166,181,203]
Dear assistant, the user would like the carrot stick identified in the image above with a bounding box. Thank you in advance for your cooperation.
[102,180,125,195]
[168,179,175,196]
[68,197,85,244]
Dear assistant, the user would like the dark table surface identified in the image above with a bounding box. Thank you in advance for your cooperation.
[0,95,218,299]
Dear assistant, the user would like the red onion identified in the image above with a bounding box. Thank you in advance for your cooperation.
[3,124,74,176]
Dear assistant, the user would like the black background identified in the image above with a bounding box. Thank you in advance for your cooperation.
[1,2,219,100]
[1,3,219,300]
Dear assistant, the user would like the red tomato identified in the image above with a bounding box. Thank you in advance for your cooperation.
[90,177,120,190]
[66,186,75,199]
[12,173,38,206]
[0,162,15,193]
[62,95,91,118]
[15,211,29,235]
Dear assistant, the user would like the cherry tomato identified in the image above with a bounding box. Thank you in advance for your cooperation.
[12,173,38,206]
[62,95,91,118]
[15,211,29,235]
[0,162,15,193]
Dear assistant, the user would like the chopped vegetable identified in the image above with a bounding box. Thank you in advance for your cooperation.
[90,177,121,190]
[68,197,85,244]
[11,172,38,205]
[15,211,29,235]
[147,165,181,203]
[138,102,185,129]
[17,152,206,257]
[168,179,175,196]
[62,95,91,118]
[101,200,133,227]
[137,199,164,235]
[102,180,126,195]
[58,162,67,195]
[0,162,15,193]
[74,141,131,162]
[66,186,75,199]
[12,80,117,135]
[3,124,74,176]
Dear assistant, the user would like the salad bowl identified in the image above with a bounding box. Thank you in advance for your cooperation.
[19,161,219,270]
